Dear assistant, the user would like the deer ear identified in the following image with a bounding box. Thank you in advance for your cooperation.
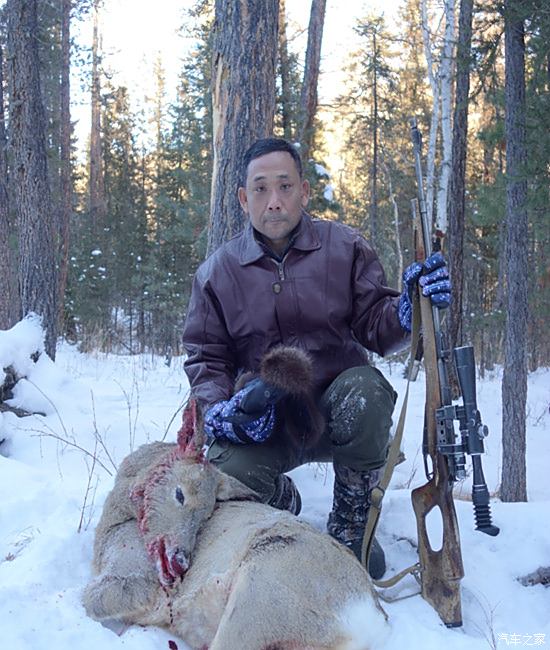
[216,472,260,502]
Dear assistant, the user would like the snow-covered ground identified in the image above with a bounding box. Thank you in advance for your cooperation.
[1,316,548,650]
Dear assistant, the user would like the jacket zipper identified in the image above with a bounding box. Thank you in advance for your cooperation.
[271,252,290,281]
[270,252,308,460]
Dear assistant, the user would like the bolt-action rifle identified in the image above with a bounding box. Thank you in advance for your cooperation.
[409,118,499,627]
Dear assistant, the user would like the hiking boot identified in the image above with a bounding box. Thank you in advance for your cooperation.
[268,474,302,516]
[327,464,386,580]
[348,536,386,581]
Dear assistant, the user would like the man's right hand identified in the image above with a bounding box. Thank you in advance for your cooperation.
[203,378,285,444]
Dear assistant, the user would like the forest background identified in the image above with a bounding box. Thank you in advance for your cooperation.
[0,0,548,503]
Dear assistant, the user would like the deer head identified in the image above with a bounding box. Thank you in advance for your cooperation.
[131,400,258,586]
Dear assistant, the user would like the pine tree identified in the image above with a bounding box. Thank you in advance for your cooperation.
[296,0,326,164]
[208,0,279,254]
[276,0,299,141]
[466,0,549,371]
[0,41,20,329]
[336,13,404,283]
[447,0,474,357]
[58,0,73,331]
[140,2,213,355]
[6,0,58,357]
[69,82,146,351]
[523,4,550,368]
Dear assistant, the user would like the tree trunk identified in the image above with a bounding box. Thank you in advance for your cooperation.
[501,1,528,503]
[57,0,72,330]
[370,30,378,247]
[208,0,279,255]
[0,44,20,330]
[7,0,58,358]
[435,0,455,236]
[421,0,440,230]
[296,0,326,163]
[278,0,292,141]
[89,0,105,237]
[448,0,474,353]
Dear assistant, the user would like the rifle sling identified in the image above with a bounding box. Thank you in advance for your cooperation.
[361,295,422,591]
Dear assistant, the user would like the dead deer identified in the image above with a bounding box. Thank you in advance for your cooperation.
[83,364,388,650]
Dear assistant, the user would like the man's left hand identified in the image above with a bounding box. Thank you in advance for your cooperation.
[417,252,451,308]
[398,252,452,332]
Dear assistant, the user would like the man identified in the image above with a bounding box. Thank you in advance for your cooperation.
[182,137,451,579]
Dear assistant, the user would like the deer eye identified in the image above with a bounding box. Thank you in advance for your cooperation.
[175,486,185,505]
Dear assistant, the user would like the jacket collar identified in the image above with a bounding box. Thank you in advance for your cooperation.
[239,211,321,266]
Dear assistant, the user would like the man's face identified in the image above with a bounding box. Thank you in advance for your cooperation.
[238,151,310,253]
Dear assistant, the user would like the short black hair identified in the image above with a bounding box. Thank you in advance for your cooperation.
[241,137,303,184]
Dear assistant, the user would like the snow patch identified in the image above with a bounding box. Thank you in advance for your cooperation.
[0,314,45,377]
[324,183,335,201]
[314,162,331,178]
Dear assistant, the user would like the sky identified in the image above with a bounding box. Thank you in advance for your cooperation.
[72,0,403,157]
[92,0,401,99]
[0,316,549,649]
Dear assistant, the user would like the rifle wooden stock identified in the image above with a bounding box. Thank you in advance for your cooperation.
[411,287,464,627]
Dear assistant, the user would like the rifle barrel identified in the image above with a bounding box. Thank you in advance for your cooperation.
[409,118,452,416]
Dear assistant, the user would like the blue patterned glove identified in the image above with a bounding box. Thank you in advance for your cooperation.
[204,378,284,444]
[398,252,452,332]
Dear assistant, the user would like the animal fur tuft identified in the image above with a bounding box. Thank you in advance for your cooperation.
[260,346,314,396]
[257,346,324,449]
[234,346,324,449]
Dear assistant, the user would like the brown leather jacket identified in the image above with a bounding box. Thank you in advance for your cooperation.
[182,213,409,410]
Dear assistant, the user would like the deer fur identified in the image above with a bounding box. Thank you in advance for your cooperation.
[83,440,388,650]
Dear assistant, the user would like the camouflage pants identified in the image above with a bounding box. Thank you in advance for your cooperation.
[207,365,397,503]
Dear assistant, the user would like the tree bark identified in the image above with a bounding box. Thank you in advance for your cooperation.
[7,0,58,358]
[57,0,72,330]
[208,0,279,255]
[501,1,528,502]
[0,43,20,330]
[89,0,105,237]
[296,0,326,163]
[448,0,474,353]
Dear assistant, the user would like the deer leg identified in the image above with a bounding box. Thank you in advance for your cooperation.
[83,521,159,623]
[83,572,159,622]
